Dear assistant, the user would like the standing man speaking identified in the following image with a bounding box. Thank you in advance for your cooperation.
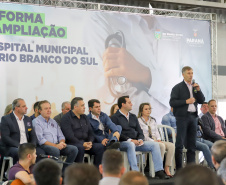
[170,66,205,170]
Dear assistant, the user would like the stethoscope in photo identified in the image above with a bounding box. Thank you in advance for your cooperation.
[104,31,132,104]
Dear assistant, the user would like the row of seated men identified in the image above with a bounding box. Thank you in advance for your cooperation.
[32,98,226,171]
[6,143,226,185]
[1,96,226,179]
[1,96,173,179]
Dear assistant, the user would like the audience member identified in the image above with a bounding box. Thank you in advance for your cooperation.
[111,96,168,179]
[0,104,12,175]
[64,163,101,185]
[8,143,36,185]
[61,97,105,167]
[218,158,226,185]
[0,98,44,164]
[33,100,78,172]
[99,150,125,185]
[196,118,215,169]
[174,164,219,185]
[119,171,148,185]
[211,140,226,170]
[4,104,13,116]
[138,103,175,177]
[199,102,209,118]
[161,107,177,142]
[33,159,62,185]
[87,99,121,150]
[110,104,119,117]
[54,101,71,126]
[30,101,40,121]
[201,99,226,142]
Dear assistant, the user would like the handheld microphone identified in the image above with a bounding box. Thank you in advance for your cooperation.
[39,154,59,161]
[192,79,197,93]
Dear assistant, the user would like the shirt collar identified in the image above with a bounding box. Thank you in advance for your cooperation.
[141,116,151,122]
[210,113,217,118]
[70,110,84,119]
[38,115,50,123]
[119,110,129,119]
[169,111,174,116]
[13,111,24,121]
[184,80,192,86]
[91,113,99,120]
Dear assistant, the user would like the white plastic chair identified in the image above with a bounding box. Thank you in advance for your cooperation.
[84,153,94,164]
[157,124,176,175]
[121,151,144,174]
[0,156,13,182]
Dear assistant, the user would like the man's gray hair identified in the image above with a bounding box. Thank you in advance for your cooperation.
[62,101,70,109]
[182,66,193,74]
[217,158,226,182]
[211,140,226,164]
[12,98,24,110]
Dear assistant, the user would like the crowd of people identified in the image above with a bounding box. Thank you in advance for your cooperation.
[0,66,226,185]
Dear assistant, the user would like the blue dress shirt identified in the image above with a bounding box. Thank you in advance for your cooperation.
[33,115,65,145]
[161,111,177,136]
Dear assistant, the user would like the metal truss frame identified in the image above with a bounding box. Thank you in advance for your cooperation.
[0,0,218,99]
[210,14,218,100]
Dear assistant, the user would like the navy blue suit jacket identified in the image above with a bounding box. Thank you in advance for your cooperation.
[170,81,205,117]
[111,110,144,141]
[201,112,226,142]
[87,111,119,143]
[0,112,37,148]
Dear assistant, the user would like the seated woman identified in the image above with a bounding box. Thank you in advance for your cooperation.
[138,103,175,177]
[4,104,13,116]
[109,104,119,117]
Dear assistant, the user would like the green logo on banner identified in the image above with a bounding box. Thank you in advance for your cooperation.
[155,30,162,40]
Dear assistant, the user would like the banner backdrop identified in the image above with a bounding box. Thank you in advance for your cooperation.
[0,3,212,123]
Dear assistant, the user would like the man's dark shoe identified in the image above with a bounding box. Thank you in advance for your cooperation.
[210,166,216,172]
[106,141,120,150]
[155,170,170,179]
[144,166,149,173]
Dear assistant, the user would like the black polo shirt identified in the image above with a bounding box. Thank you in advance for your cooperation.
[61,110,94,145]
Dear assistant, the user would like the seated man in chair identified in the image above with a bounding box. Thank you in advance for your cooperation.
[8,143,36,185]
[0,98,45,164]
[111,96,168,179]
[33,100,78,173]
[87,99,121,150]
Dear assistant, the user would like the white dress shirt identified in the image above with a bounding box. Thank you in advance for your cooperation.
[99,177,120,185]
[91,113,105,135]
[13,112,28,144]
[184,80,196,112]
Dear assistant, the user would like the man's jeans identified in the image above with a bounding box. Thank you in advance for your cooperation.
[41,144,78,172]
[120,141,163,172]
[107,125,122,144]
[196,138,214,168]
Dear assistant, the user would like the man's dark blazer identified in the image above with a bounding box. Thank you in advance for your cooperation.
[170,81,205,117]
[0,112,37,148]
[111,110,144,141]
[201,112,226,142]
